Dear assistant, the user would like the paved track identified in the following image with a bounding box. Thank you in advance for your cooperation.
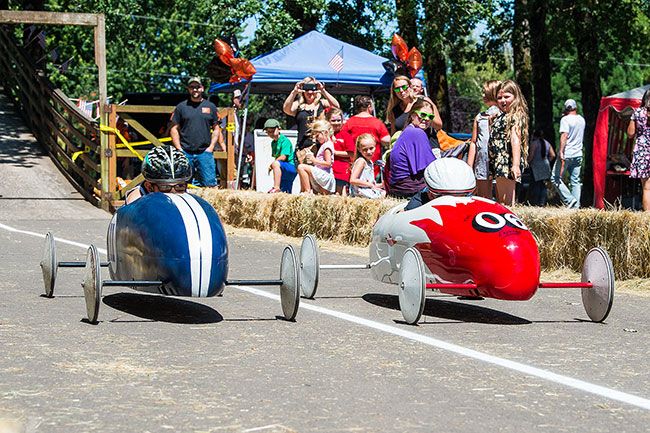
[1,91,649,432]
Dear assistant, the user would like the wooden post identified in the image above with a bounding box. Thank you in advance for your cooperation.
[94,14,110,210]
[107,104,117,204]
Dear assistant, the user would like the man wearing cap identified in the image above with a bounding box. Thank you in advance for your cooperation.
[264,119,297,193]
[551,98,585,208]
[170,76,225,187]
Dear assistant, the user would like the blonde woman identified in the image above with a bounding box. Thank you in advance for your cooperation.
[488,80,529,206]
[386,75,416,135]
[296,119,336,194]
[283,77,340,151]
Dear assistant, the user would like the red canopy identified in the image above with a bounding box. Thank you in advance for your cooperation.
[593,84,649,208]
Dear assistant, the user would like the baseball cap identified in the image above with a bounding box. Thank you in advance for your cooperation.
[424,158,476,196]
[263,119,281,129]
[564,99,577,111]
[187,76,203,86]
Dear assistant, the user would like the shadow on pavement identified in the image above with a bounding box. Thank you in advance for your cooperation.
[103,292,223,324]
[363,293,532,325]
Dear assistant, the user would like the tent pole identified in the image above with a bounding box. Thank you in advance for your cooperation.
[235,85,251,190]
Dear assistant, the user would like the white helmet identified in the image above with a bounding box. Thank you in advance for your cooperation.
[424,158,476,196]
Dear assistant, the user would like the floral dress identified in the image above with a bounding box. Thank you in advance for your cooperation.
[630,108,650,179]
[488,112,527,180]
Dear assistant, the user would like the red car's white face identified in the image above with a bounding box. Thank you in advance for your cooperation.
[371,197,541,300]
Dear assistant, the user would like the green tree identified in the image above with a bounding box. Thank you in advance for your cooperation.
[245,0,298,56]
[394,0,419,49]
[323,0,392,53]
[42,0,258,97]
[421,0,481,129]
[529,0,553,144]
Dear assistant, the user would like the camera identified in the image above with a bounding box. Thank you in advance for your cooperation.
[302,83,318,91]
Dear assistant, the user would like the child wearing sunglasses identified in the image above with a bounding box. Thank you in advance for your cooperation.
[387,99,437,198]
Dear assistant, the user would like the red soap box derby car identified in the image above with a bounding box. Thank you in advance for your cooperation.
[299,195,614,325]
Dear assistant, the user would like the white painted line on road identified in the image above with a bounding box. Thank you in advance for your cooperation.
[2,222,649,411]
[237,285,650,412]
[0,223,107,255]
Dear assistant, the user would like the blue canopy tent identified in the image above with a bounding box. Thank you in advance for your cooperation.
[209,30,424,95]
[210,31,425,188]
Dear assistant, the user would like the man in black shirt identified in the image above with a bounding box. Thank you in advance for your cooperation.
[170,76,225,187]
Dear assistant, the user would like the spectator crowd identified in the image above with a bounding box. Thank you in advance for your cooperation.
[172,75,593,209]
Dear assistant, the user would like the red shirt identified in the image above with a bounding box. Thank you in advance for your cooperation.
[341,115,389,164]
[331,129,355,182]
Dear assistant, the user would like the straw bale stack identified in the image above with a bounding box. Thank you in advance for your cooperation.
[513,206,650,280]
[197,189,650,280]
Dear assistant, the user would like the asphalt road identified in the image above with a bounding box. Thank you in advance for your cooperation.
[1,91,649,432]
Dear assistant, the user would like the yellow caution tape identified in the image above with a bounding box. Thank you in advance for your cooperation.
[71,145,92,162]
[124,137,172,147]
[99,125,144,161]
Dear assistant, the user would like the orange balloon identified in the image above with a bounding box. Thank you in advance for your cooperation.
[230,58,256,81]
[391,34,409,62]
[215,38,234,66]
[407,47,423,77]
[219,54,234,66]
[213,38,233,57]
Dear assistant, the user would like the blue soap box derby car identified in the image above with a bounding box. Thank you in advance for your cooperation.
[40,192,301,324]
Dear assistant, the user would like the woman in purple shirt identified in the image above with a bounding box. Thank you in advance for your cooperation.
[388,99,437,198]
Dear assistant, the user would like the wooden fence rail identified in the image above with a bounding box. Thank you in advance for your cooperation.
[0,25,237,211]
[0,26,101,206]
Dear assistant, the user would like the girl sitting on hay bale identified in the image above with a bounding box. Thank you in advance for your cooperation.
[349,133,386,199]
[296,119,336,195]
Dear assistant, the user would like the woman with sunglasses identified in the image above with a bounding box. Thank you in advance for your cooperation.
[386,75,416,135]
[283,77,340,152]
[387,99,437,198]
[125,145,192,204]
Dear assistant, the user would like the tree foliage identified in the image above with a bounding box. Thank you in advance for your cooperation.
[5,0,650,143]
[28,0,259,98]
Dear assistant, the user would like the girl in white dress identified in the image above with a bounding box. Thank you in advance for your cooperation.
[297,119,336,194]
[349,133,386,199]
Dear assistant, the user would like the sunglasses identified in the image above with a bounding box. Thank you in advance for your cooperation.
[414,110,435,121]
[393,84,409,93]
[154,183,187,193]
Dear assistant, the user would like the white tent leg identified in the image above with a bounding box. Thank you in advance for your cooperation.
[235,87,251,190]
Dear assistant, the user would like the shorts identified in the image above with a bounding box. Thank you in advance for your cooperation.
[278,161,297,193]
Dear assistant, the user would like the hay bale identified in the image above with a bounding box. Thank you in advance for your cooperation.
[196,189,650,280]
[514,206,650,280]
